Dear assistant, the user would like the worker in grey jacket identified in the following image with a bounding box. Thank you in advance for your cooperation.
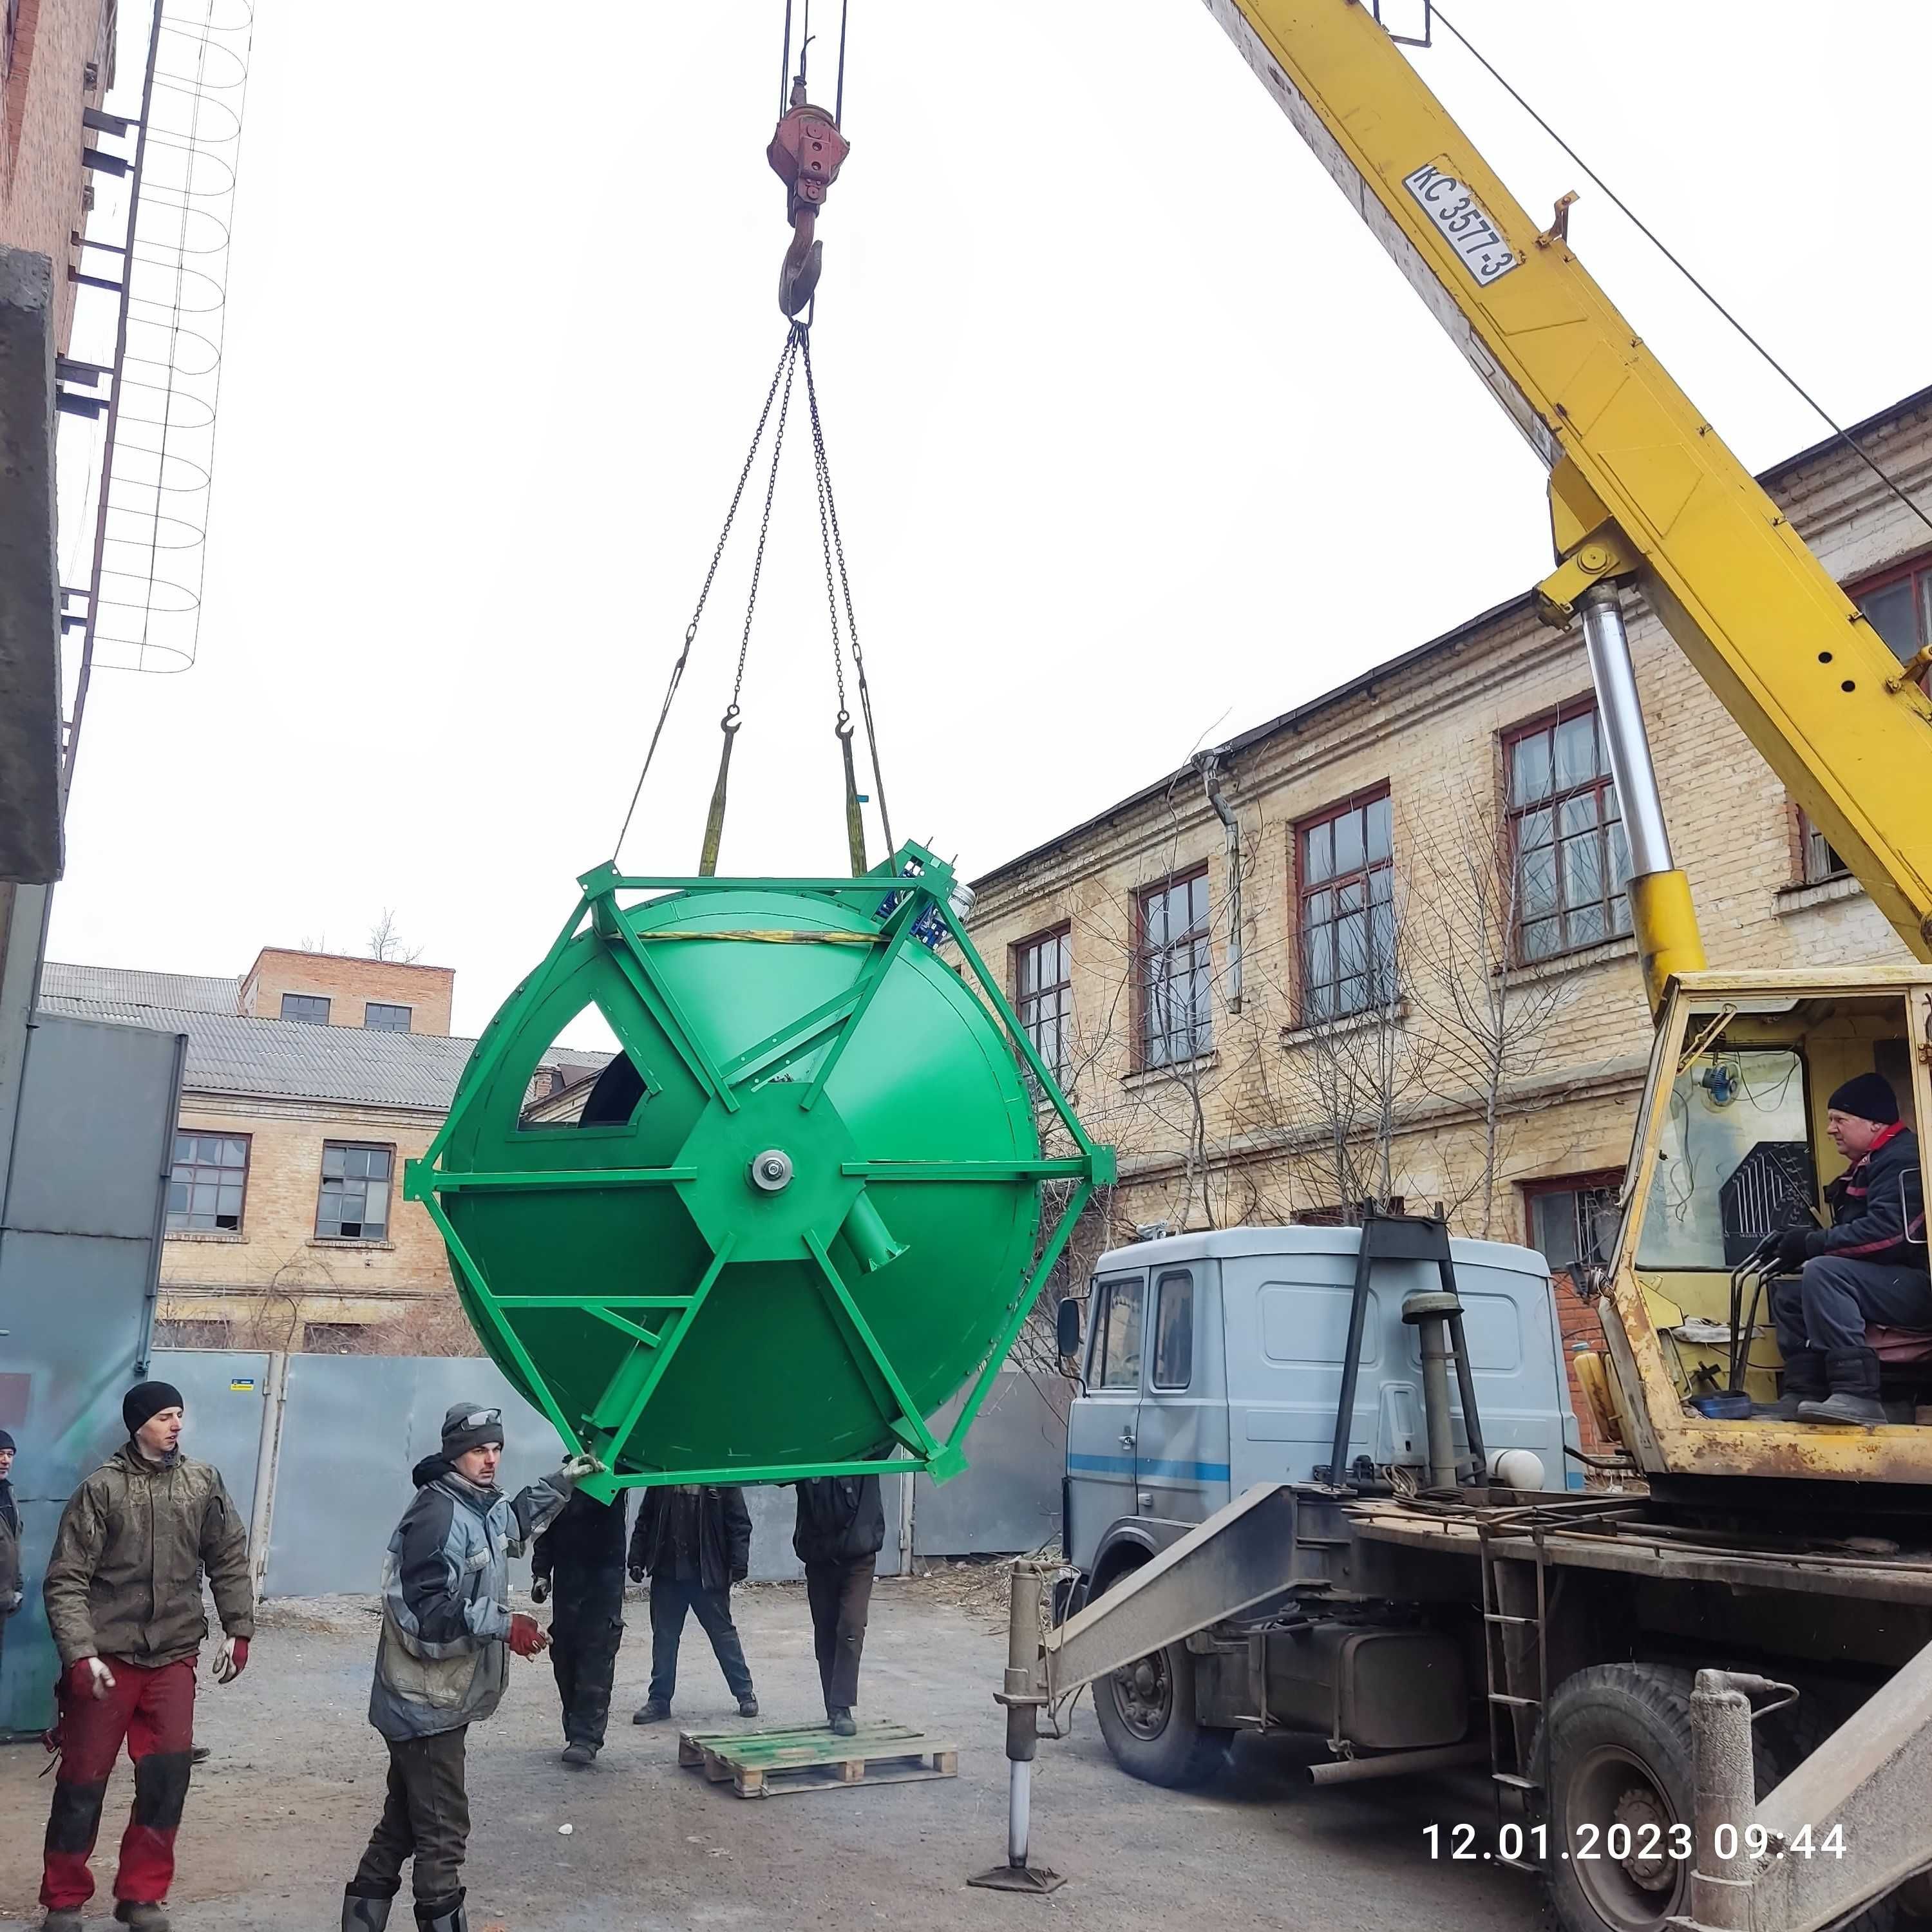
[342,1404,596,1932]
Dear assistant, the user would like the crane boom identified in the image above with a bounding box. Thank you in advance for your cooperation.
[1214,0,1932,967]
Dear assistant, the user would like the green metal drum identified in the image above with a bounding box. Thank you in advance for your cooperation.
[406,845,1110,1492]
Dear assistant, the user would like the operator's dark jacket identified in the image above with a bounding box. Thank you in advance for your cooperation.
[531,1488,630,1623]
[628,1486,752,1595]
[792,1476,886,1566]
[1800,1124,1927,1273]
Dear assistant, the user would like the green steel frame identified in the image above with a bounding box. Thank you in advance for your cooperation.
[406,842,1114,1495]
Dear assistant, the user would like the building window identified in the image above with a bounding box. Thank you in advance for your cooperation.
[317,1141,393,1241]
[1297,789,1394,1021]
[281,992,330,1025]
[1013,927,1072,1086]
[1799,815,1848,886]
[1137,868,1212,1068]
[1525,1175,1622,1274]
[1506,702,1632,963]
[364,1001,412,1033]
[1849,551,1932,676]
[167,1132,249,1233]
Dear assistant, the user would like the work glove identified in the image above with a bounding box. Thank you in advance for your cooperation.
[507,1612,550,1658]
[3,1588,21,1616]
[65,1656,117,1701]
[731,1567,748,1586]
[628,1563,647,1585]
[1776,1226,1814,1271]
[556,1453,604,1489]
[212,1636,249,1684]
[529,1577,551,1605]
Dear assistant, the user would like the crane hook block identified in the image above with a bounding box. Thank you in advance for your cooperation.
[768,80,849,317]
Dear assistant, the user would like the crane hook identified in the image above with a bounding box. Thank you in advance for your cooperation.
[767,74,849,317]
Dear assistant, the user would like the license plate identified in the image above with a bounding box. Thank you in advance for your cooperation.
[1403,162,1520,287]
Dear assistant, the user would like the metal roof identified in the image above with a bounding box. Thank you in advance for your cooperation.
[37,997,477,1110]
[41,961,243,1014]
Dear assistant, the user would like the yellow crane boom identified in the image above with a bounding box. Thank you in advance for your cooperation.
[1215,0,1932,996]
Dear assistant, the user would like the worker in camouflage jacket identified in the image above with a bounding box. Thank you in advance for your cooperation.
[1766,1072,1929,1426]
[343,1403,595,1932]
[39,1381,253,1932]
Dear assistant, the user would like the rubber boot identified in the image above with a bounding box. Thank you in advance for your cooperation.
[413,1891,466,1932]
[1797,1347,1886,1426]
[342,1890,394,1931]
[113,1906,171,1932]
[1753,1347,1826,1419]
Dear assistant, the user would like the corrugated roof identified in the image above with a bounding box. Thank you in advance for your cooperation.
[42,961,243,1014]
[38,998,477,1110]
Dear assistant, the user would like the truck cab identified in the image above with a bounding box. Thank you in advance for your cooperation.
[1063,1224,1582,1607]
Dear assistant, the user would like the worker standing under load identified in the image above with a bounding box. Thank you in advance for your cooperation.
[793,1475,885,1737]
[342,1405,596,1932]
[1762,1074,1929,1426]
[38,1383,253,1932]
[628,1484,757,1724]
[530,1488,630,1768]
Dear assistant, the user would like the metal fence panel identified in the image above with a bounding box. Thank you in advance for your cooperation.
[0,1014,184,1735]
[913,1369,1066,1557]
[157,1352,272,1518]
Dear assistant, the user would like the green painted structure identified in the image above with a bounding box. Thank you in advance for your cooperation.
[406,844,1112,1496]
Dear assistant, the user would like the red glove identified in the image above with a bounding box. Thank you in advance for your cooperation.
[213,1636,249,1683]
[507,1613,549,1658]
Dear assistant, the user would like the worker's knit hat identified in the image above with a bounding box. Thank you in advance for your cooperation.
[0,1429,14,1452]
[122,1380,184,1438]
[1826,1072,1900,1126]
[441,1401,506,1458]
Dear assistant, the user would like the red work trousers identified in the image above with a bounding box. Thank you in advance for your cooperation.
[41,1655,196,1911]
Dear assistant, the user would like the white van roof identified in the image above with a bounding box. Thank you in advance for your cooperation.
[1092,1222,1549,1278]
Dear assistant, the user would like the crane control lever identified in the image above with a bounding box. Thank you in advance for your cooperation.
[768,75,849,317]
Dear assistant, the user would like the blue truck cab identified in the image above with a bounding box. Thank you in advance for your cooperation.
[1063,1224,1583,1602]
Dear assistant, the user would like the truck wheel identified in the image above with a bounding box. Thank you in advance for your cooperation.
[1542,1663,1768,1932]
[1092,1634,1230,1788]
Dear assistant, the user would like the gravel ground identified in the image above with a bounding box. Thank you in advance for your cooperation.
[0,1577,1541,1930]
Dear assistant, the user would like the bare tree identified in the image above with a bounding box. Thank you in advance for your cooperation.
[345,1294,485,1358]
[1403,780,1576,1236]
[368,909,424,964]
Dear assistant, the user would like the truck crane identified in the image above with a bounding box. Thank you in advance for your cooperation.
[985,7,1932,1931]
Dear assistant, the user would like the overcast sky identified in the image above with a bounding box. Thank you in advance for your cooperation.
[45,2,1932,1041]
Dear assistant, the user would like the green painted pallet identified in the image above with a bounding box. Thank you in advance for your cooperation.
[677,1719,959,1798]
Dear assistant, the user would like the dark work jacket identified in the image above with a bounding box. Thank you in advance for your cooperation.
[1808,1125,1927,1272]
[793,1476,886,1566]
[629,1486,751,1595]
[532,1489,629,1629]
[0,1478,19,1605]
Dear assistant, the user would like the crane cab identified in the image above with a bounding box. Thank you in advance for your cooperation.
[1593,967,1932,1484]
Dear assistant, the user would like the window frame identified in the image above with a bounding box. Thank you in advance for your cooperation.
[166,1130,251,1235]
[363,1001,413,1034]
[1520,1169,1625,1276]
[1150,1269,1195,1391]
[1088,1276,1146,1391]
[315,1139,395,1243]
[1502,698,1633,966]
[1011,924,1072,1088]
[1846,549,1932,678]
[1292,784,1396,1025]
[281,992,331,1025]
[1135,866,1213,1071]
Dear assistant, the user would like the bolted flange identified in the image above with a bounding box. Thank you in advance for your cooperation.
[748,1148,795,1194]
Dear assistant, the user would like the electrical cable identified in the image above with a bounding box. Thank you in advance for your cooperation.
[1430,6,1932,543]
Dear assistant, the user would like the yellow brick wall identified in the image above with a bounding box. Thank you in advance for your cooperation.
[158,1096,453,1345]
[1,0,113,350]
[960,401,1931,1254]
[239,949,457,1035]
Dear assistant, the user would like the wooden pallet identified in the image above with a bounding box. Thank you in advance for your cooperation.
[677,1719,959,1798]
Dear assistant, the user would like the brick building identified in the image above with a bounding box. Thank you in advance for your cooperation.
[956,386,1932,1427]
[43,947,606,1350]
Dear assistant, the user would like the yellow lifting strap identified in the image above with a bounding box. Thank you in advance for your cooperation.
[698,708,741,878]
[837,714,867,877]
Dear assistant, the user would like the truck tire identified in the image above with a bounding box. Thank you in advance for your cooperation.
[1088,1567,1231,1789]
[1542,1663,1770,1932]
